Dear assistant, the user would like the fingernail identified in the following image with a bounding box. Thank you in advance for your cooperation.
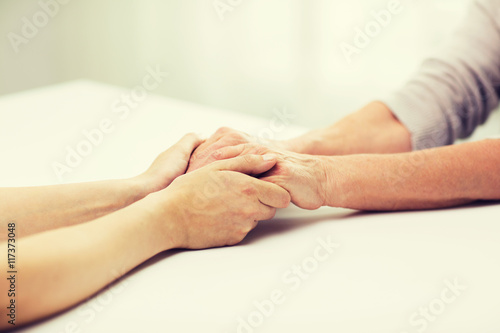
[262,154,276,161]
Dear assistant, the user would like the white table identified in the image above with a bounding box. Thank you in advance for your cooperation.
[2,81,499,333]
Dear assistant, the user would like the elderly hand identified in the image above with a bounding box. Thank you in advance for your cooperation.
[156,154,291,249]
[187,127,290,173]
[206,143,331,210]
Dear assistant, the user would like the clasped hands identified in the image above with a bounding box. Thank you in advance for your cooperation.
[137,127,332,252]
[187,127,330,210]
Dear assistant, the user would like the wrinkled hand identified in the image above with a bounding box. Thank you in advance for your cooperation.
[136,133,203,193]
[207,143,330,210]
[158,154,291,249]
[187,127,287,173]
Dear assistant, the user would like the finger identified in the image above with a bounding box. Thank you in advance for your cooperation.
[212,126,248,141]
[188,139,228,172]
[194,127,251,161]
[211,144,247,161]
[254,205,278,222]
[191,141,239,168]
[172,133,204,156]
[252,179,291,209]
[192,127,235,159]
[194,144,246,170]
[211,154,278,175]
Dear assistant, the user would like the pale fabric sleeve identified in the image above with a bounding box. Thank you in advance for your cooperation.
[381,0,500,150]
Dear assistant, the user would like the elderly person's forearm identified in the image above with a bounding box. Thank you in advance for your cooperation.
[323,139,500,210]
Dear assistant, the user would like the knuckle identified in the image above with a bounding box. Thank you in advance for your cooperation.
[228,132,242,140]
[311,157,323,169]
[216,126,232,135]
[242,154,255,164]
[211,149,224,160]
[241,184,258,196]
[273,164,291,178]
[196,147,213,160]
[242,143,252,150]
[242,142,257,153]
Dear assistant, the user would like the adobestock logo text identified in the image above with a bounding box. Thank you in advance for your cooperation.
[7,0,73,53]
[339,0,403,64]
[52,65,168,182]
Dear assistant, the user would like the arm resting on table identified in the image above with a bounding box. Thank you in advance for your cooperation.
[0,192,172,329]
[0,179,151,240]
[324,139,500,210]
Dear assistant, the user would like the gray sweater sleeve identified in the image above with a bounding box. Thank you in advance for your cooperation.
[381,0,500,150]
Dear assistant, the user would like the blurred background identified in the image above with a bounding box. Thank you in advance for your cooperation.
[0,0,487,130]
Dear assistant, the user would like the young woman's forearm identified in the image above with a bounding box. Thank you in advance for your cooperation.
[0,153,289,329]
[0,178,153,239]
[325,139,500,210]
[283,101,412,155]
[0,133,204,241]
[0,192,173,329]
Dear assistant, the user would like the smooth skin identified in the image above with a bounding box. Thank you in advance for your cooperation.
[0,133,205,239]
[0,135,290,329]
[188,102,500,211]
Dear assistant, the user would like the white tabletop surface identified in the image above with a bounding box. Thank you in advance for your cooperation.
[1,81,499,333]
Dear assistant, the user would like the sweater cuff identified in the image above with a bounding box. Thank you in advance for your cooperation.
[380,91,451,151]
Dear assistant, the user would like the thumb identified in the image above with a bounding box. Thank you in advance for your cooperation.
[175,133,204,153]
[212,154,277,175]
[167,133,204,158]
